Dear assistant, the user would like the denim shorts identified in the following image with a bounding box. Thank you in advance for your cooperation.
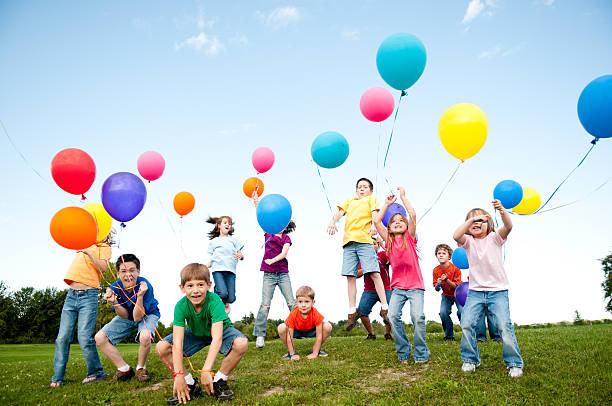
[163,326,246,357]
[341,242,379,276]
[100,314,160,345]
[357,290,392,316]
[292,328,316,339]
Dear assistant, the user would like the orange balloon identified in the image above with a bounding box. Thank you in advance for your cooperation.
[50,207,98,250]
[174,191,195,217]
[243,177,264,198]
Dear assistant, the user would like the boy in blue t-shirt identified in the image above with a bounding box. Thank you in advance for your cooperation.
[95,254,160,383]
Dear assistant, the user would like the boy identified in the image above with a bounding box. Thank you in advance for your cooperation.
[95,254,160,382]
[432,244,462,341]
[156,263,247,404]
[327,178,390,329]
[277,286,332,360]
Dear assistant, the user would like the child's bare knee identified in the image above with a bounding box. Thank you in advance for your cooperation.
[94,331,107,347]
[277,323,287,334]
[233,337,248,354]
[139,331,152,345]
[323,322,333,334]
[155,340,171,357]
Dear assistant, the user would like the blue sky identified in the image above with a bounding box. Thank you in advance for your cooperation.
[1,0,611,325]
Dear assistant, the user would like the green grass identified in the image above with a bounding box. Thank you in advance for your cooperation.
[1,324,611,405]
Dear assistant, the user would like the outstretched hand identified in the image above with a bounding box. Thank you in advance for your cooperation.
[385,194,397,206]
[492,199,504,212]
[397,186,406,198]
[327,223,338,235]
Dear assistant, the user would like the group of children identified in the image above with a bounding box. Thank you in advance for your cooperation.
[49,176,524,404]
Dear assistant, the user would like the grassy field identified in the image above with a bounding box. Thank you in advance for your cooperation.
[0,324,610,405]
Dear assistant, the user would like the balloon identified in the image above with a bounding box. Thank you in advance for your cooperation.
[382,203,407,227]
[256,194,292,235]
[360,87,395,122]
[50,148,96,196]
[455,282,469,307]
[83,203,113,242]
[451,248,469,270]
[493,180,524,209]
[137,151,165,182]
[439,103,488,161]
[577,74,612,140]
[311,131,349,169]
[173,191,195,217]
[376,33,427,91]
[50,207,98,250]
[101,172,147,223]
[512,187,541,215]
[243,177,264,198]
[252,147,275,174]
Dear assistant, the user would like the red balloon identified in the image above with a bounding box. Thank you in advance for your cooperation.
[51,149,96,196]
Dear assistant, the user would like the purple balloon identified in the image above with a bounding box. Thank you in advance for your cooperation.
[454,281,469,307]
[382,203,407,227]
[101,172,147,223]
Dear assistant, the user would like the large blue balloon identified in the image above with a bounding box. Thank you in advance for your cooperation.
[577,74,612,140]
[382,203,407,227]
[493,180,523,209]
[101,172,147,223]
[311,131,349,169]
[451,247,469,270]
[256,194,292,235]
[454,281,469,307]
[376,33,427,91]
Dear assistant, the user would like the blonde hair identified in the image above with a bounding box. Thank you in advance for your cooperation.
[386,213,409,255]
[180,263,210,286]
[295,285,315,300]
[465,208,495,235]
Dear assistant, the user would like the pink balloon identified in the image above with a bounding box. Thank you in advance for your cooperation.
[137,151,165,181]
[252,147,275,174]
[359,87,395,122]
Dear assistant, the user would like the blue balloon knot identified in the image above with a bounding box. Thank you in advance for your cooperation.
[400,90,408,97]
[120,222,126,228]
[591,137,598,145]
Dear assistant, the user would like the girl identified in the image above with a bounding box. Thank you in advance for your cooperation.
[253,221,297,349]
[374,187,429,363]
[453,200,523,378]
[206,216,244,314]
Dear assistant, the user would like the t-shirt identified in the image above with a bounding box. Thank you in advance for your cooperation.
[173,293,233,339]
[110,276,161,321]
[260,233,292,273]
[459,232,508,291]
[64,243,111,289]
[432,263,462,297]
[285,306,324,332]
[338,195,380,246]
[364,251,391,291]
[388,234,424,290]
[208,236,244,274]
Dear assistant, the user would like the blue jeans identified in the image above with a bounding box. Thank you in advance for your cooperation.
[357,290,392,316]
[52,289,105,384]
[460,290,523,368]
[213,271,236,304]
[439,295,462,339]
[163,326,246,357]
[476,308,501,341]
[388,288,430,362]
[253,272,295,337]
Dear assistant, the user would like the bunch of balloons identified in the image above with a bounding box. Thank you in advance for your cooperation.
[243,147,274,199]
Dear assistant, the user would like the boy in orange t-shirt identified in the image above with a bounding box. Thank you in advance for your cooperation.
[432,244,462,341]
[277,286,333,360]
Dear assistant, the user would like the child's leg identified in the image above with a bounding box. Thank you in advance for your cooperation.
[320,322,333,345]
[487,291,523,368]
[369,272,389,307]
[408,289,430,362]
[277,273,296,310]
[456,301,463,322]
[357,244,388,307]
[213,272,229,303]
[439,295,454,339]
[218,335,248,376]
[253,273,277,337]
[346,276,357,309]
[136,315,158,367]
[225,272,236,304]
[486,309,502,342]
[52,291,78,384]
[388,289,412,362]
[357,291,378,335]
[95,316,135,368]
[476,311,488,341]
[77,290,105,379]
[460,290,485,365]
[277,323,290,349]
[155,339,178,372]
[359,316,375,335]
[340,245,359,311]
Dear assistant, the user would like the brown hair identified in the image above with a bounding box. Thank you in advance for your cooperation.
[435,244,453,257]
[465,208,495,235]
[295,285,315,300]
[282,220,296,234]
[386,213,409,255]
[206,216,234,239]
[180,263,210,286]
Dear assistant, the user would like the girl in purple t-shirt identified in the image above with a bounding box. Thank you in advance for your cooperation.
[253,221,297,348]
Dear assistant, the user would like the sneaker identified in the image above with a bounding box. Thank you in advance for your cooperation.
[135,368,150,382]
[317,350,328,357]
[213,379,235,401]
[384,333,393,341]
[111,367,134,382]
[166,377,203,405]
[345,311,359,331]
[508,367,523,378]
[379,308,390,326]
[461,362,480,373]
[366,333,376,340]
[256,336,265,348]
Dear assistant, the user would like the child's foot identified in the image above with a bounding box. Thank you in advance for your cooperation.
[111,367,134,382]
[461,362,480,373]
[379,309,390,326]
[281,352,292,359]
[224,303,231,314]
[213,379,235,401]
[366,333,376,340]
[508,366,523,378]
[345,311,359,331]
[399,360,409,364]
[256,336,265,348]
[166,377,203,405]
[317,350,328,357]
[82,373,108,384]
[49,382,63,388]
[135,368,150,382]
[384,333,393,341]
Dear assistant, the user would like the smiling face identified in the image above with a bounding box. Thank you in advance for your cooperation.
[180,279,209,309]
[355,180,373,199]
[388,213,408,235]
[219,217,232,236]
[296,296,314,317]
[466,209,492,239]
[117,261,140,289]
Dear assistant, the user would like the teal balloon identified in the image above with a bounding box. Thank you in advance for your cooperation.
[376,33,427,91]
[311,131,349,169]
[577,74,612,139]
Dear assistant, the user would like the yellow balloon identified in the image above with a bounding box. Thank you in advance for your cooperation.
[438,103,488,161]
[512,187,541,215]
[83,203,113,242]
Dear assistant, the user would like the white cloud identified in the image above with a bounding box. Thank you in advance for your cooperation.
[230,34,249,46]
[257,6,301,29]
[174,32,225,56]
[196,8,217,30]
[341,28,360,41]
[462,0,485,24]
[502,44,522,56]
[478,44,501,59]
[542,0,554,5]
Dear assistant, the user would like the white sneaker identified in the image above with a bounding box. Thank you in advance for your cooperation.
[508,366,523,378]
[255,336,265,348]
[461,362,477,373]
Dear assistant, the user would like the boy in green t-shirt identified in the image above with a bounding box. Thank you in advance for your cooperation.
[156,263,248,404]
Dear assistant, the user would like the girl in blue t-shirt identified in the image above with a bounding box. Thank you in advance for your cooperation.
[206,216,244,314]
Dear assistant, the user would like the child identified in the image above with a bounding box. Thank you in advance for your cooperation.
[327,178,390,329]
[95,254,160,382]
[253,220,297,349]
[206,216,244,314]
[477,311,501,342]
[156,263,248,404]
[277,286,332,360]
[432,244,463,341]
[453,200,523,378]
[50,236,112,387]
[374,187,430,364]
[357,236,392,340]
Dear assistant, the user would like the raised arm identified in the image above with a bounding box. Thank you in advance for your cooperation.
[397,187,416,239]
[327,208,345,235]
[374,195,396,241]
[493,199,512,239]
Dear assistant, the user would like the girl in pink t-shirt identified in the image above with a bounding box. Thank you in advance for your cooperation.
[374,187,430,364]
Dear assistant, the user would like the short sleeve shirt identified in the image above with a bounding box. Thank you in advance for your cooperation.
[459,232,508,291]
[388,235,425,290]
[208,236,244,274]
[173,292,233,339]
[339,195,380,246]
[64,243,111,288]
[285,307,324,332]
[110,276,161,321]
[260,233,292,273]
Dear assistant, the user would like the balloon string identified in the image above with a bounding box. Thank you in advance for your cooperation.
[376,122,382,193]
[382,90,407,195]
[313,160,334,215]
[1,119,48,183]
[417,161,463,225]
[152,186,188,260]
